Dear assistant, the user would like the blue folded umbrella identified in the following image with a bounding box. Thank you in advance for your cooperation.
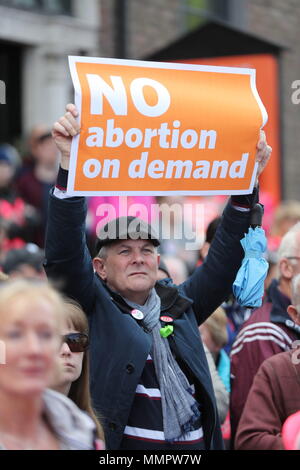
[233,226,269,308]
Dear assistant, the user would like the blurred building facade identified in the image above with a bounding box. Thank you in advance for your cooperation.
[100,0,300,200]
[246,1,300,202]
[1,0,300,199]
[100,0,245,59]
[0,0,101,141]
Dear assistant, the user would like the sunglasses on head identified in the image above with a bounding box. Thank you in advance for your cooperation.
[62,333,89,352]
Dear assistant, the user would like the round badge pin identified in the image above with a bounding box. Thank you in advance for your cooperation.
[131,309,144,320]
[160,315,173,323]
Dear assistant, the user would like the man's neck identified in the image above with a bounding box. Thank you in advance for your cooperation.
[105,281,151,306]
[124,292,150,306]
[278,277,291,300]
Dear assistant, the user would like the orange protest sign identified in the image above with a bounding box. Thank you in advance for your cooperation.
[68,56,267,196]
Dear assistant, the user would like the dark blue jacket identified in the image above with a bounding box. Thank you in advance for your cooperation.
[45,192,251,450]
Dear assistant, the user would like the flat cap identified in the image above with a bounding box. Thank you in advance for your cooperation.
[95,216,160,253]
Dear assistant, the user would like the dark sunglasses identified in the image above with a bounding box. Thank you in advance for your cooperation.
[62,333,89,352]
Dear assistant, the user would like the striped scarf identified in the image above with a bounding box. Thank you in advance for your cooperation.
[125,288,200,442]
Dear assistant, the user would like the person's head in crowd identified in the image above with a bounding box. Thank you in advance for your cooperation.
[50,298,104,441]
[271,201,300,238]
[0,280,63,449]
[281,276,300,450]
[0,280,63,392]
[199,217,221,261]
[34,132,58,168]
[25,125,58,176]
[1,245,46,280]
[0,144,20,189]
[0,280,99,450]
[93,216,160,305]
[27,125,49,159]
[276,222,300,299]
[159,255,188,285]
[156,195,185,224]
[199,307,228,361]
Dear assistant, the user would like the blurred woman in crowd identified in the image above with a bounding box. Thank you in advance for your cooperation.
[202,342,229,425]
[199,307,230,393]
[199,307,231,445]
[50,298,104,445]
[0,280,97,450]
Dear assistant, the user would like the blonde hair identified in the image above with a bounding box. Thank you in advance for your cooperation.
[277,222,300,260]
[0,279,65,325]
[272,201,300,236]
[0,272,9,283]
[203,307,228,349]
[62,298,105,442]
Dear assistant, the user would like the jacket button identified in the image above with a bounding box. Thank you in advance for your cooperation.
[126,363,135,374]
[109,422,117,431]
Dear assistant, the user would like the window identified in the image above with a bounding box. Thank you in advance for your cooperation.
[183,0,229,30]
[0,0,72,15]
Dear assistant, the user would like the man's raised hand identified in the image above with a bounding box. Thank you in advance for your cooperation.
[52,103,80,170]
[256,130,272,180]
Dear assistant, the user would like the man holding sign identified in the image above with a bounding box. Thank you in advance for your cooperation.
[65,56,268,196]
[45,67,270,449]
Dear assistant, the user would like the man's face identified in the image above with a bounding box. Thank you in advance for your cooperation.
[94,239,160,304]
[284,254,300,281]
[280,233,300,284]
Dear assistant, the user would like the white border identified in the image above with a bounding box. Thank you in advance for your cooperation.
[67,56,266,196]
[68,56,83,197]
[250,69,268,128]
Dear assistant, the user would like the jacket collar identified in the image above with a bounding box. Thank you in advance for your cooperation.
[99,275,192,321]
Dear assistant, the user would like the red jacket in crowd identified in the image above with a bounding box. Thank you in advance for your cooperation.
[235,348,300,450]
[230,279,300,445]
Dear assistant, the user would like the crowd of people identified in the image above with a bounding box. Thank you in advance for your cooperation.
[0,103,300,451]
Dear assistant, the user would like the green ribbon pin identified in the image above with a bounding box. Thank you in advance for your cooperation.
[160,325,174,338]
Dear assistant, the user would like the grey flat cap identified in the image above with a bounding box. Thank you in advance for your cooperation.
[95,216,160,253]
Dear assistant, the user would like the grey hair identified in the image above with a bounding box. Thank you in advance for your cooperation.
[291,272,300,313]
[97,246,108,259]
[97,241,158,259]
[277,221,300,261]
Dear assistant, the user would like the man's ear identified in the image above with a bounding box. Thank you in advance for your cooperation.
[93,257,107,281]
[279,258,294,280]
[287,304,300,325]
[156,253,160,267]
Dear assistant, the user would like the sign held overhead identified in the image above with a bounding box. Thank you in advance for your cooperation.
[67,56,267,196]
